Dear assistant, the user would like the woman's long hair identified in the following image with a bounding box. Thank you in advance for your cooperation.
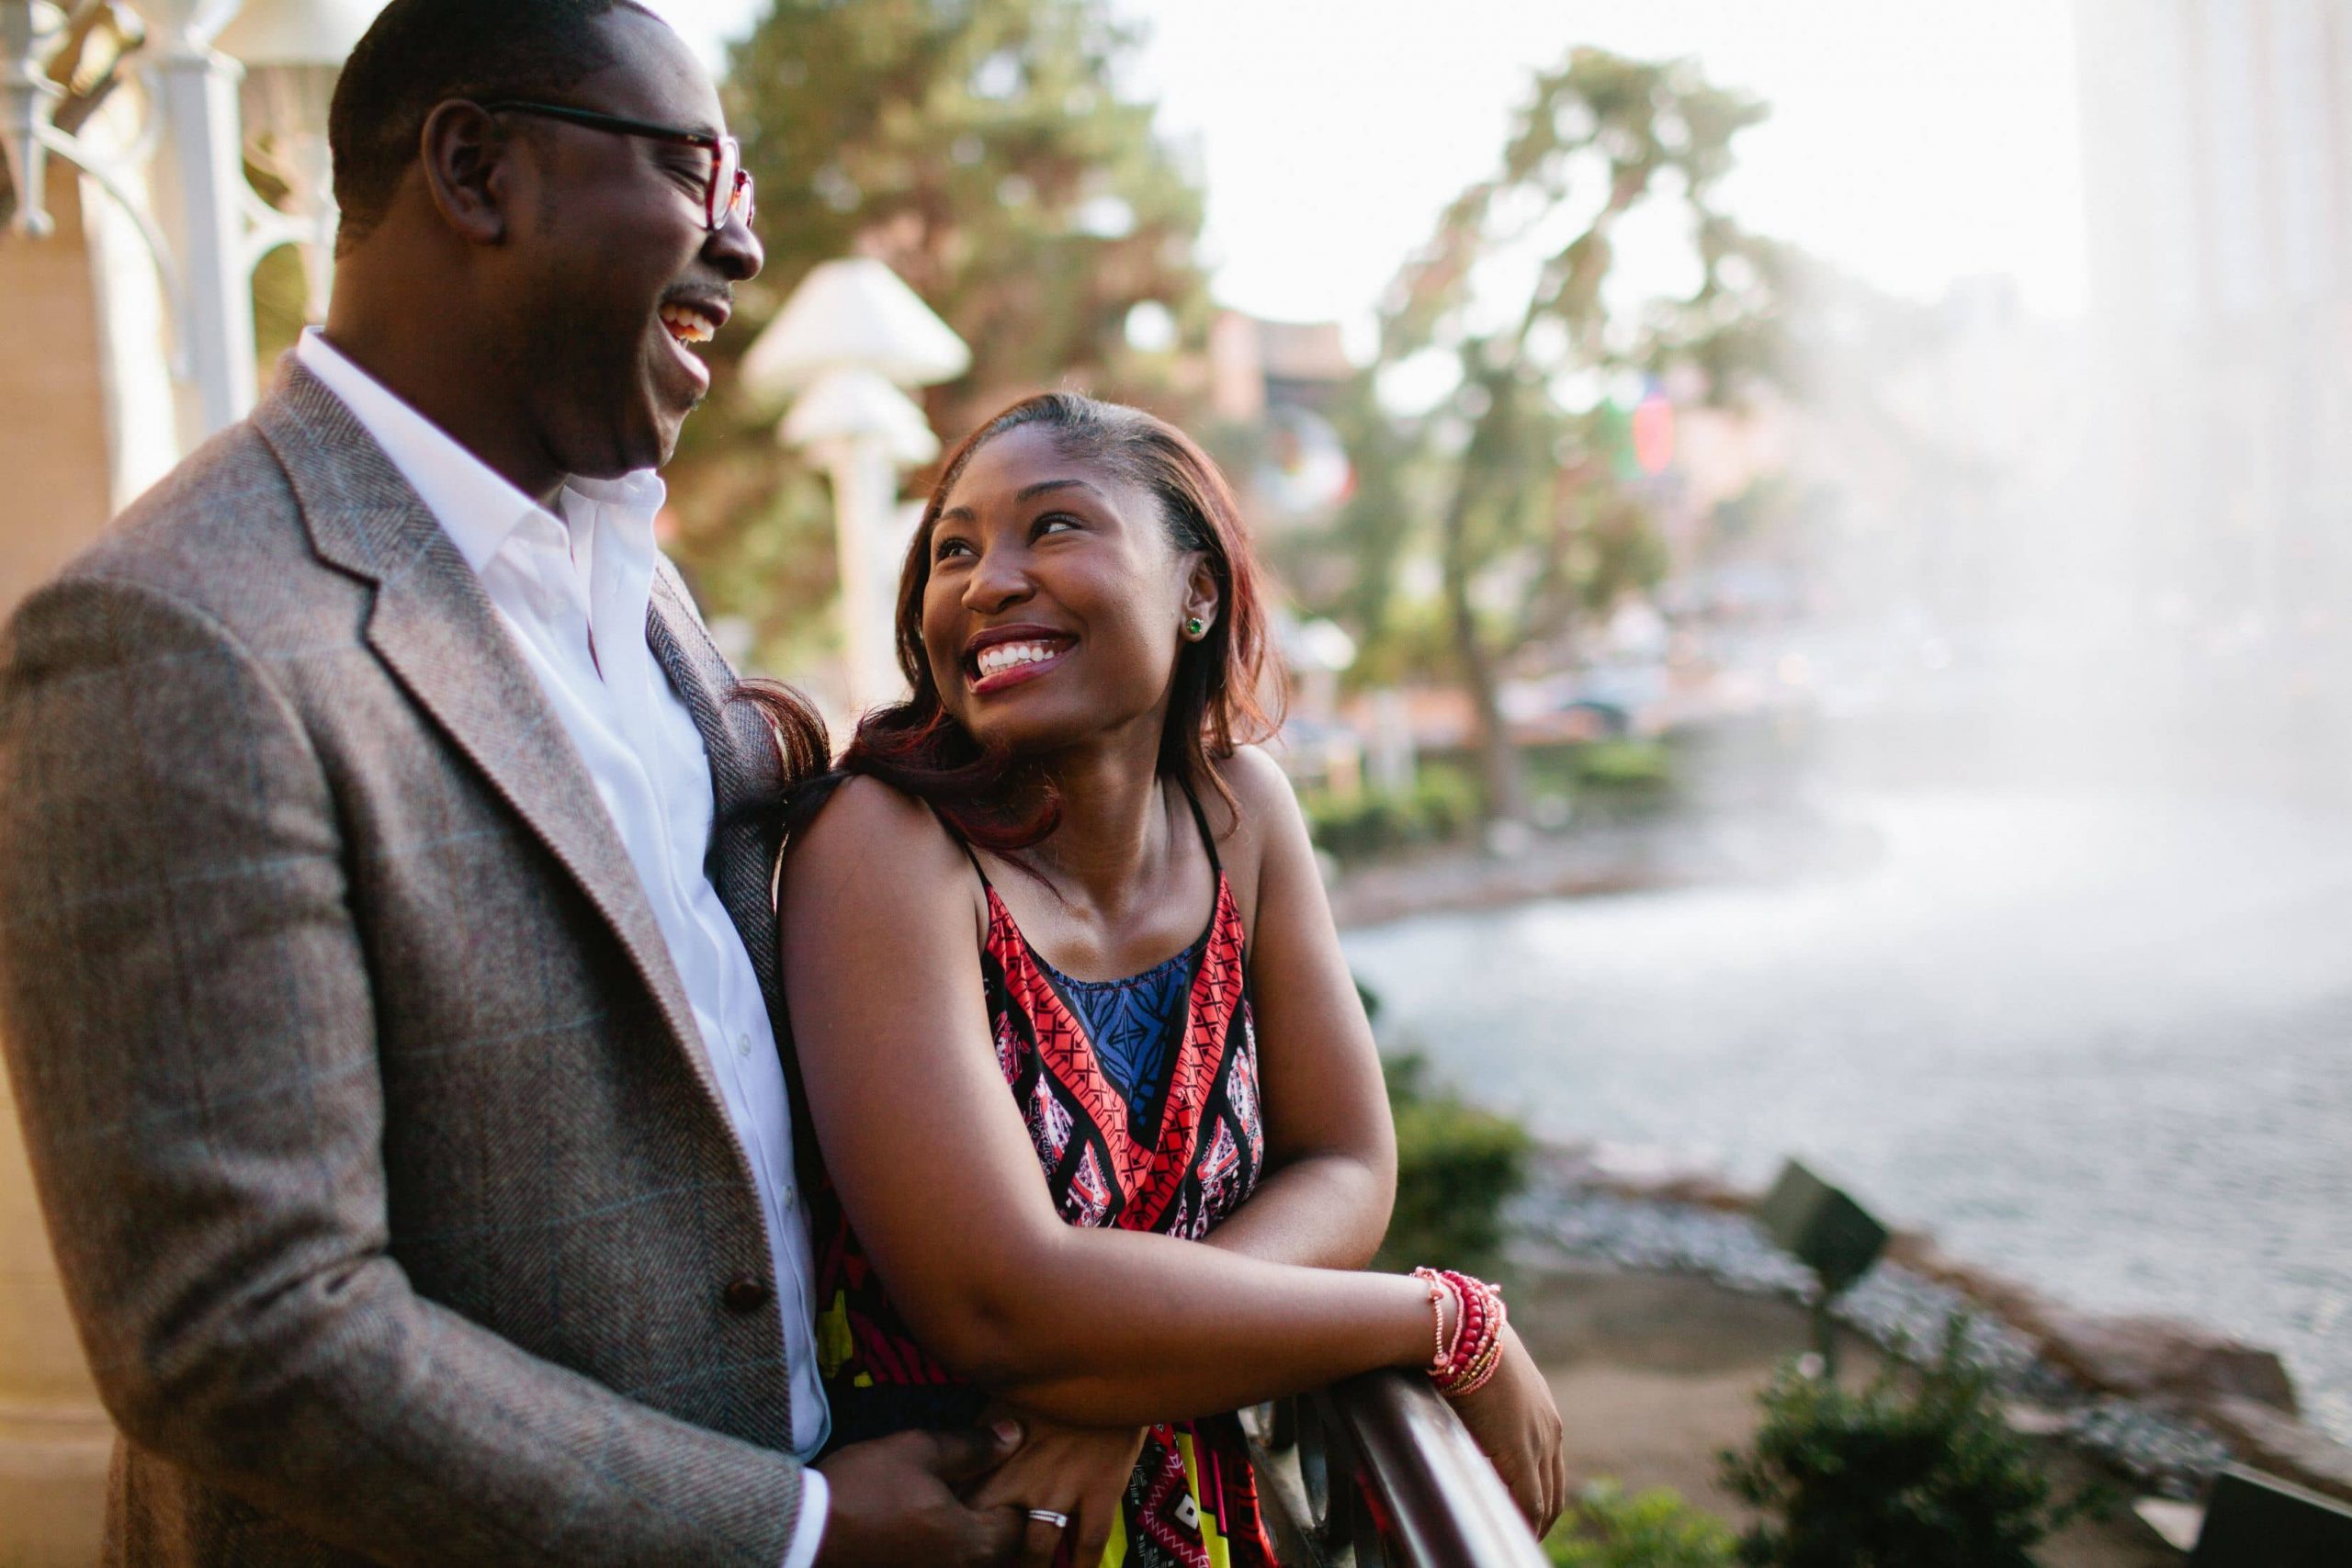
[737,391,1282,853]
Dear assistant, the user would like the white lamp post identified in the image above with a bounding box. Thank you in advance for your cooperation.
[141,0,258,435]
[743,257,969,712]
[1,3,66,239]
[0,0,376,447]
[782,367,940,709]
[216,0,377,323]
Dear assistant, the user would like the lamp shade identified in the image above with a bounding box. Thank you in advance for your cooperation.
[779,366,941,467]
[215,0,382,66]
[130,0,237,49]
[741,256,970,402]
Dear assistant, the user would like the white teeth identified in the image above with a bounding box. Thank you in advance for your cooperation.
[660,304,717,345]
[975,640,1064,679]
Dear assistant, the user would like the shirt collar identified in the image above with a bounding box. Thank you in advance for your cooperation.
[294,328,667,572]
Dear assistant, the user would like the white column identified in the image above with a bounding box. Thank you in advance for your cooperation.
[815,435,909,711]
[144,6,257,441]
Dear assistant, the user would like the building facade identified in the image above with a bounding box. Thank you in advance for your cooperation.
[2075,0,2352,635]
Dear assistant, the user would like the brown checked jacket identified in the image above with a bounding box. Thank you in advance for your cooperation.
[0,362,812,1565]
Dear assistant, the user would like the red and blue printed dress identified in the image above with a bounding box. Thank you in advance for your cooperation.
[808,787,1278,1568]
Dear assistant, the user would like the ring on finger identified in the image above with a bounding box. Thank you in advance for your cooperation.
[1025,1509,1071,1529]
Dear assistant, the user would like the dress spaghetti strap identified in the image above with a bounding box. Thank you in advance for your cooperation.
[1176,774,1223,877]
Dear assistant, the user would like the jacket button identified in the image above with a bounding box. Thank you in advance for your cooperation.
[722,1272,771,1314]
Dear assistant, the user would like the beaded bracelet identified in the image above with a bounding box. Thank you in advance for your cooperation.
[1412,1266,1508,1398]
[1444,1272,1508,1396]
[1413,1266,1456,1369]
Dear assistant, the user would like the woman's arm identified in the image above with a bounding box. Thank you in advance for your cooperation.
[1196,746,1396,1272]
[780,778,1435,1426]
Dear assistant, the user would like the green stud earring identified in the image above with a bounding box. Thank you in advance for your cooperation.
[1185,616,1207,640]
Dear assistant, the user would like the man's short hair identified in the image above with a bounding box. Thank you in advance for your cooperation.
[329,0,663,249]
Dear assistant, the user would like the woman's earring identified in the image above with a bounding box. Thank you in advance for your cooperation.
[1185,616,1208,640]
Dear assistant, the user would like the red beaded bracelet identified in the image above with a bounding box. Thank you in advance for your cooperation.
[1412,1266,1508,1398]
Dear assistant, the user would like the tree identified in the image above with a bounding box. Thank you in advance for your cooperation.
[1327,50,1783,823]
[665,0,1213,675]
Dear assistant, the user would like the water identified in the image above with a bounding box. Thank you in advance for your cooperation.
[1341,790,2352,1443]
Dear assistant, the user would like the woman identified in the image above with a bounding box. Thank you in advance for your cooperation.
[758,392,1566,1567]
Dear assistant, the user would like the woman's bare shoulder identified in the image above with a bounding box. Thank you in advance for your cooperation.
[1208,744,1302,835]
[1203,744,1307,897]
[784,773,971,895]
[1216,743,1297,807]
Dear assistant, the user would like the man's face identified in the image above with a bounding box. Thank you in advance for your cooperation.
[493,8,763,479]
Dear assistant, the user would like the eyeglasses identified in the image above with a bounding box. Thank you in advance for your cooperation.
[481,100,755,232]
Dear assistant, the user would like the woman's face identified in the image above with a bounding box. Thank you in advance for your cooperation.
[921,424,1212,759]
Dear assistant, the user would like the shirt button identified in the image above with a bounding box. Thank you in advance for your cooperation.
[722,1273,772,1314]
[735,1031,753,1059]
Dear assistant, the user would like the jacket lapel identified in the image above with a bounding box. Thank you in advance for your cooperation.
[250,364,718,1105]
[642,575,827,1181]
[644,569,786,1027]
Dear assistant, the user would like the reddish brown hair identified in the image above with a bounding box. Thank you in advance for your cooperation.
[739,391,1281,852]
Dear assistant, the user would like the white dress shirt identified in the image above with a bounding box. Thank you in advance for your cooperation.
[297,331,831,1566]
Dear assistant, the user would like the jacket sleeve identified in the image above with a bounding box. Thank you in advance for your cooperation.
[0,573,808,1567]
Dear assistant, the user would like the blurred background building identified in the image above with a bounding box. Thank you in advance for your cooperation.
[2075,0,2352,640]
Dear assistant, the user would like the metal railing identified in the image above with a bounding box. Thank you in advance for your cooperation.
[1247,1372,1550,1567]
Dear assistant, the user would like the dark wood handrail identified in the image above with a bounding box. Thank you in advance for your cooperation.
[1247,1371,1551,1566]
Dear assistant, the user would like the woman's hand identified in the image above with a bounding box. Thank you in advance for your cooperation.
[1445,1322,1567,1537]
[965,1410,1148,1568]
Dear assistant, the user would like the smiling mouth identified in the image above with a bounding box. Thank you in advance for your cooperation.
[967,635,1076,693]
[660,301,720,347]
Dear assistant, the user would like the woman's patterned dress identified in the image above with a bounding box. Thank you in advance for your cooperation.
[808,791,1278,1568]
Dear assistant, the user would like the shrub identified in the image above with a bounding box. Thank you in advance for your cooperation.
[1301,762,1481,863]
[1374,1051,1530,1274]
[1720,1320,2099,1567]
[1408,763,1481,839]
[1547,1481,1739,1568]
[1575,738,1673,791]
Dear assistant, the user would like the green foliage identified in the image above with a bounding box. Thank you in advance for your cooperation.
[1301,764,1479,863]
[1720,1325,2097,1567]
[664,0,1212,672]
[1375,1051,1530,1275]
[1547,1482,1739,1568]
[1575,739,1673,791]
[1305,740,1671,863]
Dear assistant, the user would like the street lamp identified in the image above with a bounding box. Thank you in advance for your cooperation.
[216,0,378,322]
[781,365,941,710]
[743,257,970,712]
[0,0,374,447]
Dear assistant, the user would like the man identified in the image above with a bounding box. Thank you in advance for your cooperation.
[0,2,1027,1562]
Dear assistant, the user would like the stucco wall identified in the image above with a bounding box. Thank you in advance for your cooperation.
[0,172,119,1567]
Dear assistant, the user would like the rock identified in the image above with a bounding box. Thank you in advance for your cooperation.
[1626,1170,1755,1213]
[1883,1234,2076,1337]
[2039,1312,2301,1416]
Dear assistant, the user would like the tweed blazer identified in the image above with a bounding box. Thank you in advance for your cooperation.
[0,363,812,1566]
